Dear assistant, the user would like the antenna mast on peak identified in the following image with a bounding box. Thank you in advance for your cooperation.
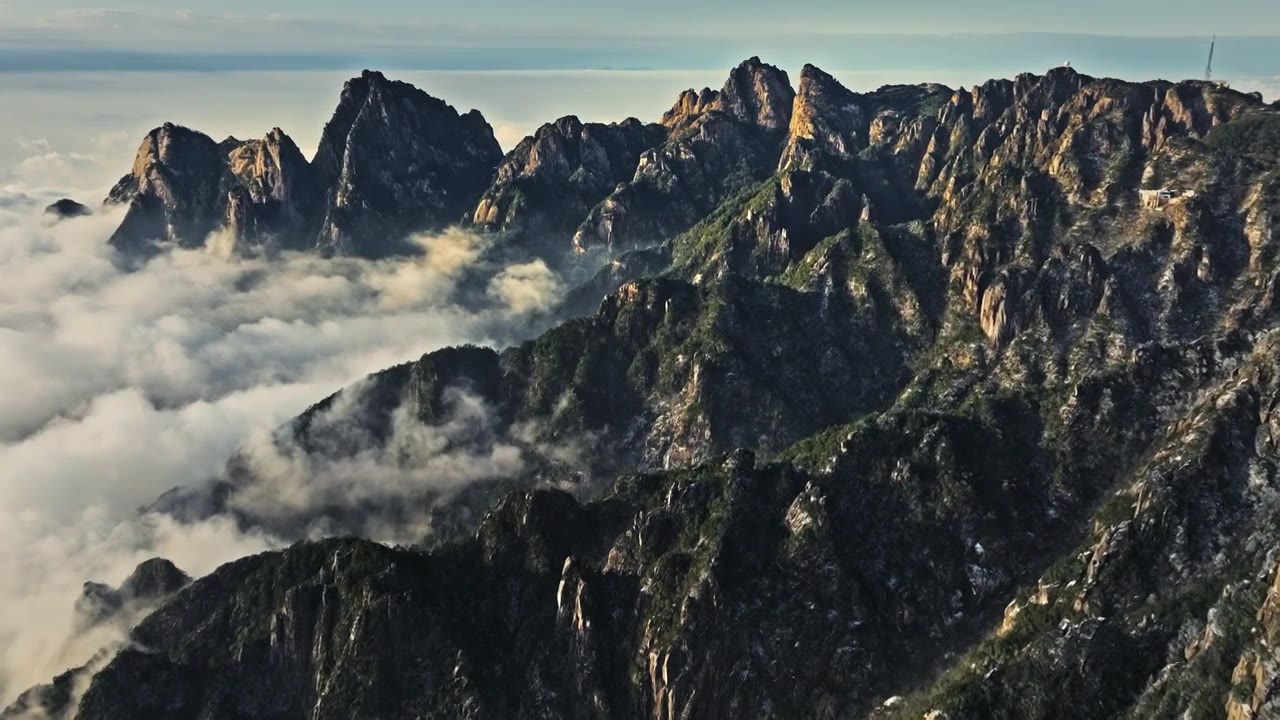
[1204,35,1216,82]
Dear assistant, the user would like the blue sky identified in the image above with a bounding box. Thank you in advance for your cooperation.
[0,0,1278,52]
[0,1,1276,78]
[2,0,1279,36]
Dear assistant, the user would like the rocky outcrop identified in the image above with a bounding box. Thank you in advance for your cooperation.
[106,123,229,254]
[571,58,796,254]
[43,198,91,220]
[705,55,796,131]
[105,72,502,258]
[73,558,191,632]
[221,128,320,252]
[659,57,795,132]
[313,71,502,257]
[661,87,719,128]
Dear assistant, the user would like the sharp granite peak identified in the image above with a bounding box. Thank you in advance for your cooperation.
[11,57,1280,720]
[106,69,503,259]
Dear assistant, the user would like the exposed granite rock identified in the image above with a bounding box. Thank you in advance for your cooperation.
[706,55,796,131]
[661,87,719,128]
[221,128,320,252]
[779,64,868,172]
[658,56,795,132]
[14,60,1280,720]
[313,70,502,257]
[105,71,502,259]
[106,123,229,254]
[571,58,795,254]
[73,558,191,632]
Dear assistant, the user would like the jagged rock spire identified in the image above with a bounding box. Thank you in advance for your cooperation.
[779,64,867,172]
[661,57,796,131]
[713,56,796,131]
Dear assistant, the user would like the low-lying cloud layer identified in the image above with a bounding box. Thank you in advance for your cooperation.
[0,188,563,704]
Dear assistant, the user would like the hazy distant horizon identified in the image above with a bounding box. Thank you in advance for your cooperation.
[1,32,1277,78]
[3,61,1277,200]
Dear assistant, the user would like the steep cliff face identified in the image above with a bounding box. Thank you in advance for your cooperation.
[778,64,868,173]
[106,123,231,254]
[105,71,502,258]
[313,71,503,257]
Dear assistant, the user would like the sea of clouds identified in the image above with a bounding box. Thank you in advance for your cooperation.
[0,176,564,704]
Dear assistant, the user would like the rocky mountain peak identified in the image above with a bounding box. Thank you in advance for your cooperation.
[25,60,1280,720]
[712,56,796,131]
[118,558,191,600]
[72,558,191,633]
[779,64,867,171]
[311,71,381,187]
[226,129,312,206]
[106,123,227,254]
[661,87,720,128]
[567,57,804,255]
[659,58,795,132]
[44,198,91,220]
[312,70,502,256]
[471,114,666,249]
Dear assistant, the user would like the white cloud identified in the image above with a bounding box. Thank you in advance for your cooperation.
[490,121,532,152]
[13,151,102,190]
[227,388,527,537]
[488,259,564,315]
[0,184,566,705]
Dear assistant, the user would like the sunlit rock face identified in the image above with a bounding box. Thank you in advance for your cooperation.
[571,57,797,255]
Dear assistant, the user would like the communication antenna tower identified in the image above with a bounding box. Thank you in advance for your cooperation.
[1204,35,1216,82]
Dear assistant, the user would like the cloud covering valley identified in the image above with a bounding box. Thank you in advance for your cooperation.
[0,183,563,704]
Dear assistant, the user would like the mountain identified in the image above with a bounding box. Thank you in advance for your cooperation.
[571,57,797,255]
[9,59,1280,719]
[104,71,503,258]
[471,116,668,260]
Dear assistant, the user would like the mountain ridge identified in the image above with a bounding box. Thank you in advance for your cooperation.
[9,57,1280,719]
[104,70,504,259]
